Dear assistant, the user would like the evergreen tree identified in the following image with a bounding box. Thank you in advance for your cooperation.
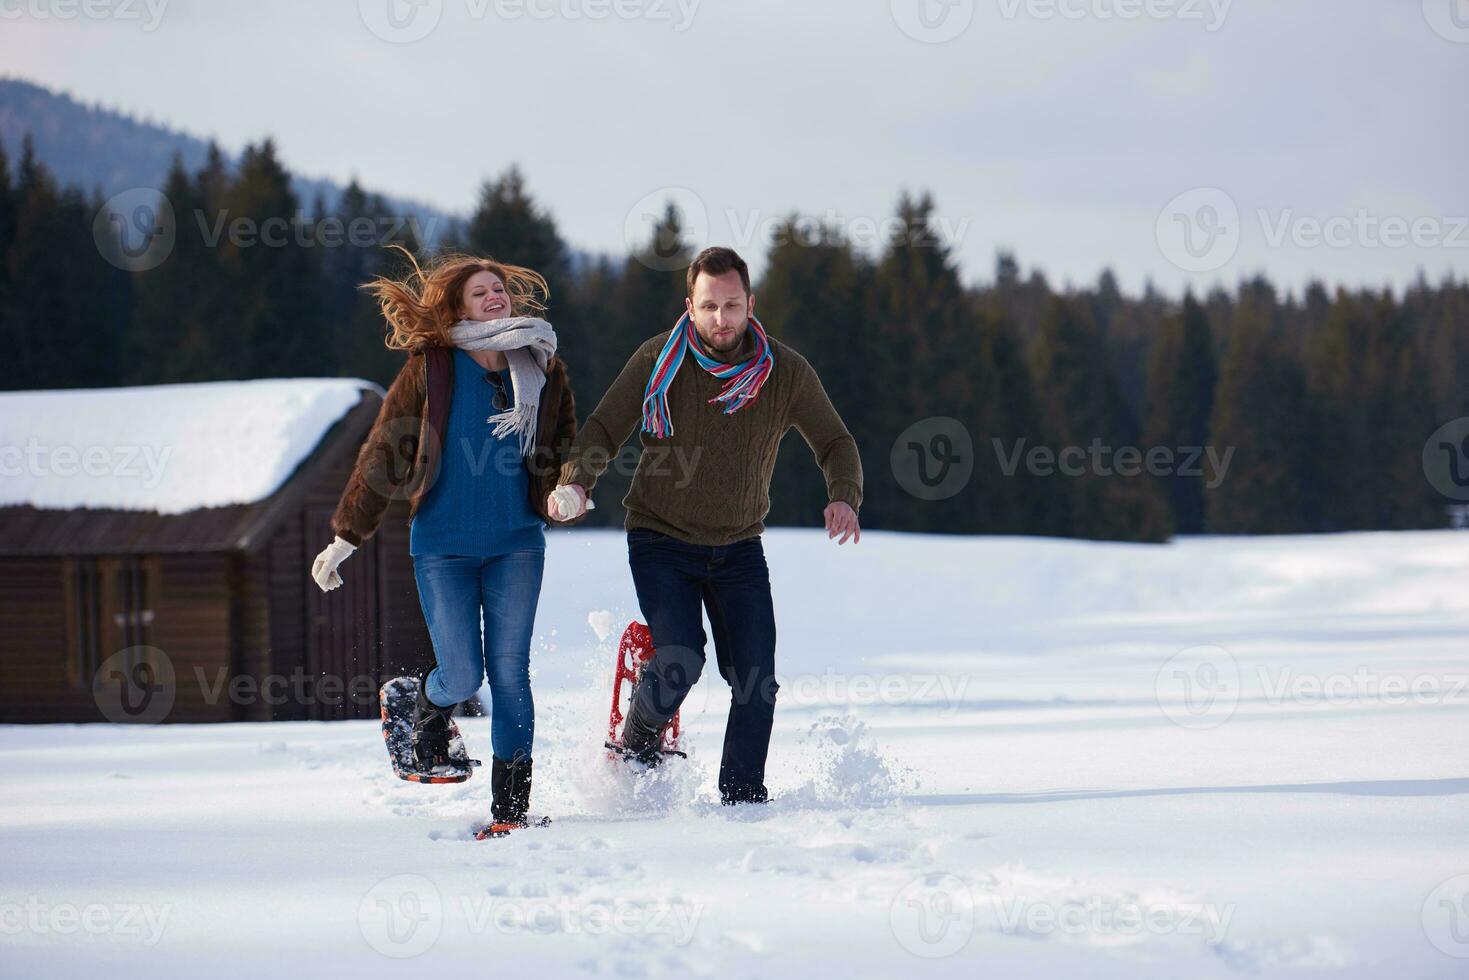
[0,139,15,372]
[214,139,326,378]
[126,153,208,382]
[78,185,133,386]
[968,307,1064,535]
[572,202,693,529]
[464,166,570,284]
[320,180,419,387]
[2,136,128,388]
[985,250,1051,343]
[1206,308,1310,533]
[0,144,1461,541]
[3,136,63,388]
[757,219,873,527]
[1305,289,1442,529]
[0,139,14,282]
[1029,295,1170,541]
[1408,273,1469,423]
[1142,293,1217,533]
[868,193,972,531]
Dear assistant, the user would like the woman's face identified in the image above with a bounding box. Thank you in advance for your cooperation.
[459,270,511,320]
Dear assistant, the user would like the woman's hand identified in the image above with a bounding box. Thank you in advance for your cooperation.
[547,483,590,521]
[311,536,357,592]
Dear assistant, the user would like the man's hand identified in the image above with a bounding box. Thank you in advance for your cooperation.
[547,483,589,521]
[824,501,860,545]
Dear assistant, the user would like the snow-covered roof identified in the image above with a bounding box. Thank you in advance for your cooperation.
[0,378,382,515]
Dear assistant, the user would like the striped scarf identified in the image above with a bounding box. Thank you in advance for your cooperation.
[640,313,775,439]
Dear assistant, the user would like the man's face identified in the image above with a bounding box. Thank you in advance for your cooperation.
[686,269,755,354]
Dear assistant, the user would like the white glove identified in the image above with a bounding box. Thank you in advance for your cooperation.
[547,484,595,521]
[311,536,357,592]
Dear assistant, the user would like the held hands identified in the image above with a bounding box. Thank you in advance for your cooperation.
[824,501,861,545]
[547,483,593,521]
[311,536,357,592]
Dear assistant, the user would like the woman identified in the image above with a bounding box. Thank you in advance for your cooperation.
[310,246,583,835]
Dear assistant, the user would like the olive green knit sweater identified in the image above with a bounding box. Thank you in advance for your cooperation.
[558,327,863,545]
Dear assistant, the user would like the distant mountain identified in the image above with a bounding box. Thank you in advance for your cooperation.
[0,75,458,240]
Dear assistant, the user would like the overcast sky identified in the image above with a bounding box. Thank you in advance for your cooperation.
[4,0,1467,296]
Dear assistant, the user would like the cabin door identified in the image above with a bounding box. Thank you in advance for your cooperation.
[304,507,381,720]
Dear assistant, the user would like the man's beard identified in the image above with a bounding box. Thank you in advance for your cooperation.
[697,322,746,354]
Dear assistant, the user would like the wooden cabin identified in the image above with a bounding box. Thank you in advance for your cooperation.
[0,378,434,723]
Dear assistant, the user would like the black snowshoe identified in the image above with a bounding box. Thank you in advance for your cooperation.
[379,676,481,783]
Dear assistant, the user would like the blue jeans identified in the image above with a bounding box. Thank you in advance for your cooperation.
[626,529,778,802]
[413,550,545,763]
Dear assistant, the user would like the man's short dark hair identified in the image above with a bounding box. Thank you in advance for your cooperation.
[687,246,751,298]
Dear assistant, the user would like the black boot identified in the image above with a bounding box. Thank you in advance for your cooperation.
[720,785,771,806]
[411,681,456,770]
[618,696,666,768]
[490,755,533,826]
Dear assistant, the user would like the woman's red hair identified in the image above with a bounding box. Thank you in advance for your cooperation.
[363,245,550,351]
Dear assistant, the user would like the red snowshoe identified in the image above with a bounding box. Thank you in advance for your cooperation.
[603,621,687,763]
[473,816,552,840]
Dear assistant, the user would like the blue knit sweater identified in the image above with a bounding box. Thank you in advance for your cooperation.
[409,349,546,557]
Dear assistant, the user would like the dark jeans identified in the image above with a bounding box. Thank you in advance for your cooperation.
[626,528,778,802]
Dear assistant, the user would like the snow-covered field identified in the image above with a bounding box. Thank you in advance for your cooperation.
[3,528,1468,978]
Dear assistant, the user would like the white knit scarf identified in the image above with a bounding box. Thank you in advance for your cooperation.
[446,316,558,456]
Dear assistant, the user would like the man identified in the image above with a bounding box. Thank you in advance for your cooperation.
[549,246,862,805]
